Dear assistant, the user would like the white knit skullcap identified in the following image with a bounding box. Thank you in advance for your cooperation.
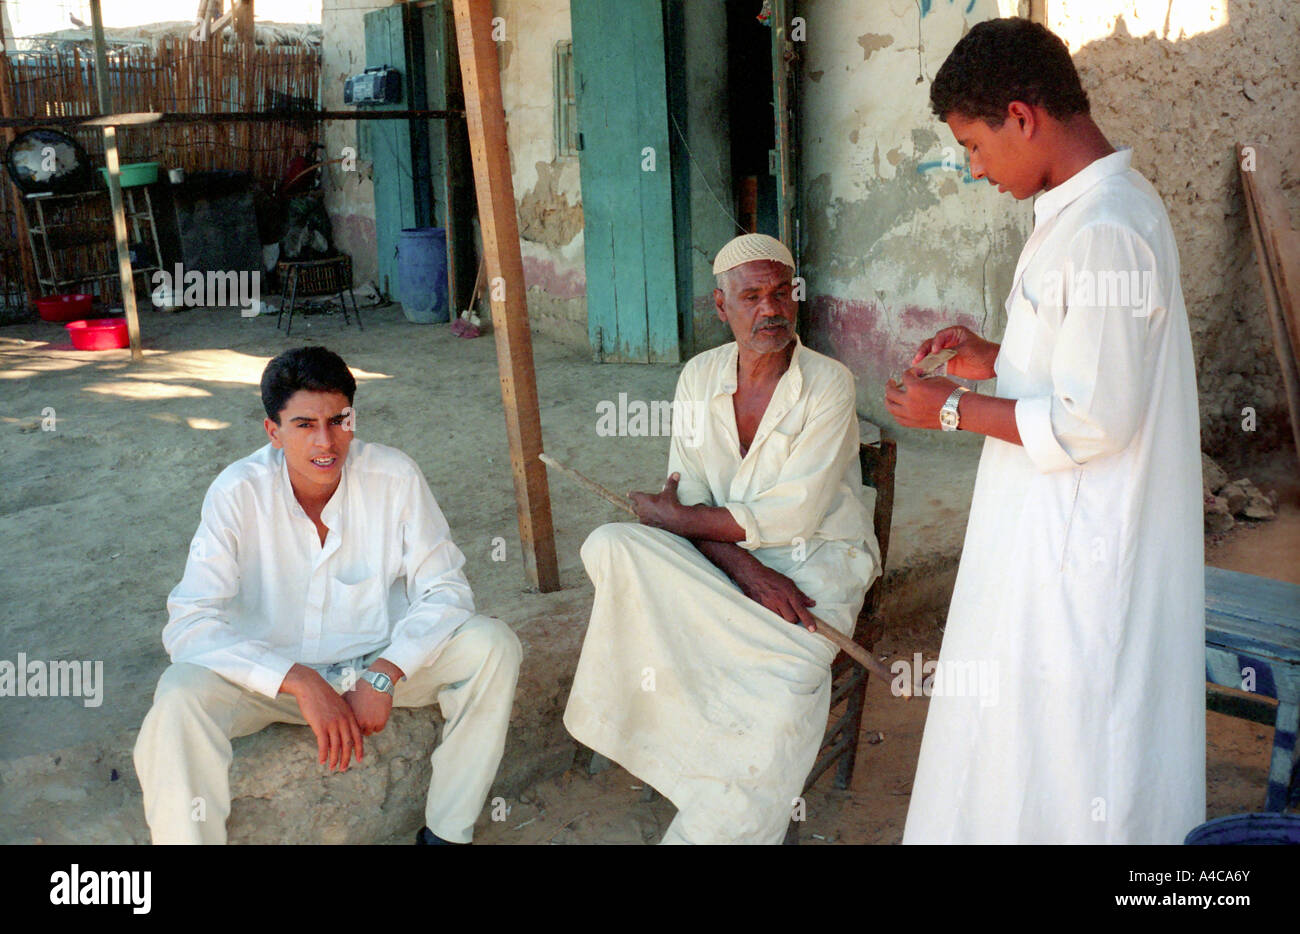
[712,233,795,275]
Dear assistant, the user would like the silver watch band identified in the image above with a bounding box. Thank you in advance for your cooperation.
[941,386,970,431]
[361,669,395,695]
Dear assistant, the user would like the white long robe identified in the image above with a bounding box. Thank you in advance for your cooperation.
[564,339,880,844]
[903,149,1206,844]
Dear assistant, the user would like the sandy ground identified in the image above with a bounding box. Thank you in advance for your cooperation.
[1,301,1294,844]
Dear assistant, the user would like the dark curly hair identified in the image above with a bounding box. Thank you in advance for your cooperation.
[930,18,1090,125]
[260,346,356,422]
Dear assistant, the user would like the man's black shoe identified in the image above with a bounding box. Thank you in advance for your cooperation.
[415,826,468,845]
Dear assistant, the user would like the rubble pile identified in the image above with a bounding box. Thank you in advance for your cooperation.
[1203,453,1278,534]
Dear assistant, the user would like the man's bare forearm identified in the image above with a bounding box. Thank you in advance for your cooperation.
[693,538,755,580]
[654,503,746,542]
[958,392,1022,446]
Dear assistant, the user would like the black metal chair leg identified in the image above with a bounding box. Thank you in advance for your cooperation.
[349,289,363,331]
[337,289,350,326]
[285,269,299,336]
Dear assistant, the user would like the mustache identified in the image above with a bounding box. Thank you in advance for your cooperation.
[752,318,791,335]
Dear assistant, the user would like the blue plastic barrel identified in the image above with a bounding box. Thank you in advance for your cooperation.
[396,227,449,324]
[1184,812,1300,844]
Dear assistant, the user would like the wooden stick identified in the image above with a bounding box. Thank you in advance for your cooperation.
[539,453,638,516]
[1240,143,1300,464]
[454,0,559,593]
[538,453,904,690]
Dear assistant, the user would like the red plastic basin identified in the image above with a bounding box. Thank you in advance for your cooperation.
[66,318,128,351]
[36,293,94,322]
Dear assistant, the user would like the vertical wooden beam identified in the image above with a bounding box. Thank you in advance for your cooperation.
[90,0,143,361]
[452,0,559,592]
[236,1,254,166]
[770,0,793,251]
[234,0,255,48]
[0,5,41,311]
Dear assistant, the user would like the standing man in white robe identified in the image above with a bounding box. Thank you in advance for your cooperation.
[564,234,881,844]
[886,18,1204,843]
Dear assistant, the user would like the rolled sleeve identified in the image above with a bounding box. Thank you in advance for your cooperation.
[666,367,715,509]
[1018,223,1154,474]
[1014,396,1080,473]
[725,502,762,550]
[380,470,476,678]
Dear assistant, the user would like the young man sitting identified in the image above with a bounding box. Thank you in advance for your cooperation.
[134,346,521,844]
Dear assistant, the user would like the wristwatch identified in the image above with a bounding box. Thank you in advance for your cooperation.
[360,669,396,696]
[939,386,971,431]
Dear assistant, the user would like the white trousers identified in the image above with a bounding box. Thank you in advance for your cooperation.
[564,523,872,844]
[133,614,521,844]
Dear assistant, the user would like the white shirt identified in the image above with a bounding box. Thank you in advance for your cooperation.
[667,336,879,569]
[164,440,476,698]
[904,149,1205,843]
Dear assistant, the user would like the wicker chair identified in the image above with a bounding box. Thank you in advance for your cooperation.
[276,254,362,336]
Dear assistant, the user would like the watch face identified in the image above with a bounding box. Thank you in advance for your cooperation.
[940,407,959,429]
[365,671,392,693]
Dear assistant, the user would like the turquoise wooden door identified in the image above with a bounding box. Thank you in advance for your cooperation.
[571,0,681,364]
[361,3,431,301]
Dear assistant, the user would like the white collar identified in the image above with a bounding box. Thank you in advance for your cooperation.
[718,333,806,397]
[1033,147,1133,225]
[277,444,347,526]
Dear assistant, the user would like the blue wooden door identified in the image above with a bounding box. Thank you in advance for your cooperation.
[361,3,432,301]
[571,0,681,363]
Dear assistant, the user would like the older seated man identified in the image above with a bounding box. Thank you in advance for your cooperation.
[563,233,881,844]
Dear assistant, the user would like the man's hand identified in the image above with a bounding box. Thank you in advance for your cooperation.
[345,681,394,735]
[699,541,818,632]
[734,558,818,632]
[884,369,960,430]
[629,473,685,530]
[344,659,404,735]
[910,325,999,382]
[279,664,365,771]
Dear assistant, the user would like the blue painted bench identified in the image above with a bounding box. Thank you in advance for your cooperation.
[1204,565,1300,811]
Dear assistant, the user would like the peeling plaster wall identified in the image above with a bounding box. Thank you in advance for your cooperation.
[320,0,390,290]
[496,0,587,349]
[800,0,1033,432]
[1048,0,1300,453]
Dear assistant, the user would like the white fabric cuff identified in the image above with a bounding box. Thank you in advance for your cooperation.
[725,503,762,550]
[381,639,437,683]
[250,656,296,699]
[382,610,472,679]
[1015,396,1080,473]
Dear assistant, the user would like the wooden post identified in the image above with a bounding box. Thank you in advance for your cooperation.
[236,1,254,168]
[770,0,793,251]
[90,0,143,361]
[0,6,42,310]
[234,0,255,48]
[452,0,559,592]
